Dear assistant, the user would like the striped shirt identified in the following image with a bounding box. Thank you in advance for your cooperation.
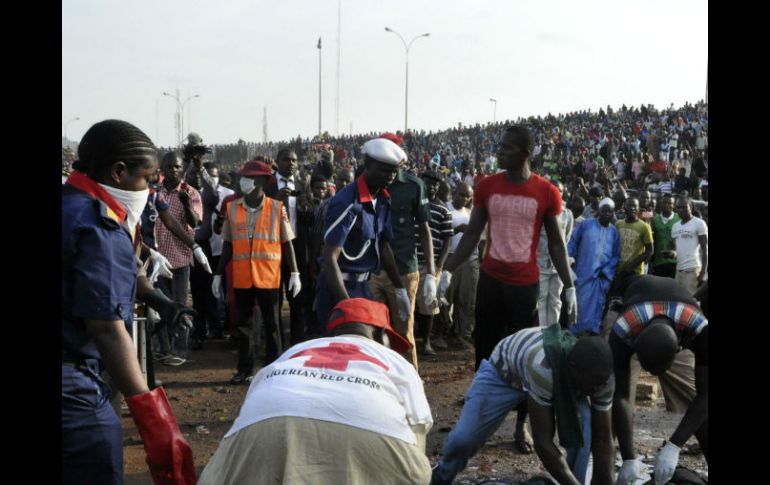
[613,301,707,348]
[488,328,614,411]
[415,200,453,265]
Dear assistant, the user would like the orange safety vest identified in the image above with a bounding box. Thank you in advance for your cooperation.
[229,197,283,289]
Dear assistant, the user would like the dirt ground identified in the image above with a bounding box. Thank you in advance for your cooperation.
[123,317,707,484]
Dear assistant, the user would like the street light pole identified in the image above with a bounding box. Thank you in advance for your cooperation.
[489,98,497,123]
[163,92,200,145]
[63,117,80,144]
[318,37,322,136]
[181,94,200,137]
[385,27,429,134]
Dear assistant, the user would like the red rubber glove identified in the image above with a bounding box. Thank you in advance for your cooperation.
[126,387,197,485]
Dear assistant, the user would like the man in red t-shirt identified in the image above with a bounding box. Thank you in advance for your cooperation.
[437,125,577,453]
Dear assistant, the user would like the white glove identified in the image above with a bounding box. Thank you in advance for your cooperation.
[149,248,174,281]
[193,245,212,274]
[421,274,437,308]
[437,270,452,305]
[654,442,680,485]
[212,275,222,299]
[564,286,577,324]
[616,459,641,485]
[288,272,302,298]
[394,288,411,322]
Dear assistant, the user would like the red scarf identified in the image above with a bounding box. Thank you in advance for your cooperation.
[66,170,127,223]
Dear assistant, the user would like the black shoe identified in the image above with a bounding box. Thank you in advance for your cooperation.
[191,339,204,351]
[230,372,248,385]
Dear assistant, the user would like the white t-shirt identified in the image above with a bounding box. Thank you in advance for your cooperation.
[448,202,476,260]
[671,217,708,270]
[225,336,433,445]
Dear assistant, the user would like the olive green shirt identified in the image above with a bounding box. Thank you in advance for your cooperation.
[615,219,653,275]
[386,170,432,274]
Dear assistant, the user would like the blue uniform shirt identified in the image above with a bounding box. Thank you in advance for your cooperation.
[62,185,137,361]
[322,175,392,274]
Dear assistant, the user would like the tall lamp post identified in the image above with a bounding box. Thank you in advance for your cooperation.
[385,27,429,134]
[318,37,322,136]
[489,98,497,123]
[63,117,80,144]
[163,91,200,145]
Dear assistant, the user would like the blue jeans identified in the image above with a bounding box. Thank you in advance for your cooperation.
[432,360,592,485]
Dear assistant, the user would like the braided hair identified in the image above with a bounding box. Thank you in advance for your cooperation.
[74,120,156,179]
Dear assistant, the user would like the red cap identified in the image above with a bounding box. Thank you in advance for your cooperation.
[238,160,275,183]
[327,298,412,354]
[379,132,404,146]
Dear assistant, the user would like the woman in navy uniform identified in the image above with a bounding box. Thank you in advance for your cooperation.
[62,119,196,484]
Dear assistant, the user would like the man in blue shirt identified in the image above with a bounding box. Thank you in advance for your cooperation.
[317,137,411,332]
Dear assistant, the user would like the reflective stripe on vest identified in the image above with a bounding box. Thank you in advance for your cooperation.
[230,197,282,289]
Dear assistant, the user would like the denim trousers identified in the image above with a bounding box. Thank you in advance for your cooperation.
[432,360,592,485]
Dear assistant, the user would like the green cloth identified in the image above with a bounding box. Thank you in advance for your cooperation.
[541,323,583,448]
[386,170,432,274]
[651,213,680,266]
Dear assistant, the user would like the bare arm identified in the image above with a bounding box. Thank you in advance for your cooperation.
[418,221,436,275]
[158,209,196,249]
[544,214,574,289]
[445,207,488,273]
[84,319,149,398]
[322,244,350,302]
[610,333,636,460]
[590,409,615,485]
[528,395,582,485]
[669,364,708,447]
[282,240,299,273]
[698,234,708,282]
[436,236,452,273]
[181,194,201,228]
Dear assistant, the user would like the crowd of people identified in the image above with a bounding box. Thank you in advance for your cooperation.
[62,99,708,485]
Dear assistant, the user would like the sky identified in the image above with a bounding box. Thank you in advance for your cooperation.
[62,0,708,147]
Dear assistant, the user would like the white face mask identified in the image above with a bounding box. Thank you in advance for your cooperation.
[239,177,255,195]
[98,183,149,240]
[210,176,219,187]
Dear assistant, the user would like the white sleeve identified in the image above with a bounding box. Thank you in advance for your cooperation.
[697,219,708,236]
[392,360,434,432]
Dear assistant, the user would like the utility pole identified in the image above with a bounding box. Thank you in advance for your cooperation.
[318,37,322,136]
[262,107,268,144]
[335,0,341,136]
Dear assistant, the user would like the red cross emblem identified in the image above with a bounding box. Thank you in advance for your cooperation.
[289,342,389,372]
